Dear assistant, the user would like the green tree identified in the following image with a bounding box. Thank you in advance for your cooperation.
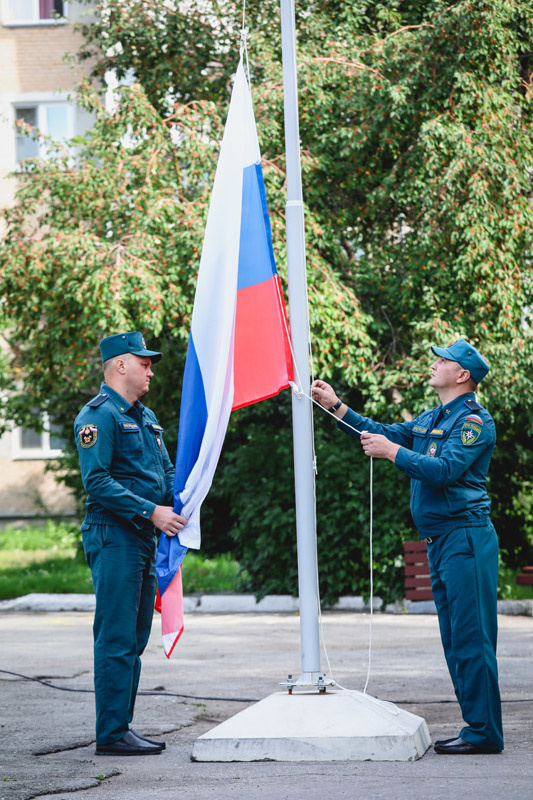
[0,62,376,567]
[75,0,533,419]
[1,0,532,600]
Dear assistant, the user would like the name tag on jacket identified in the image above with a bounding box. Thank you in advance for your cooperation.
[120,422,140,432]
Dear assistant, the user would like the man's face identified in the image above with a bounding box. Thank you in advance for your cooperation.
[123,354,154,400]
[429,356,463,391]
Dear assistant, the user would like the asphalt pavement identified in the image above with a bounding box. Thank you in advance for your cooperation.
[1,608,532,800]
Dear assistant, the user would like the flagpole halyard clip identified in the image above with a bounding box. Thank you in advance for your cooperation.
[289,380,303,398]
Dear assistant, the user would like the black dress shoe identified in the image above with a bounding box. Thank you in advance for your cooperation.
[130,728,166,750]
[96,729,163,756]
[434,736,461,747]
[434,737,501,755]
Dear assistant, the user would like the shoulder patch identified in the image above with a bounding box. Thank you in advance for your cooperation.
[87,393,109,409]
[151,424,164,432]
[79,424,98,449]
[464,397,482,413]
[461,420,482,445]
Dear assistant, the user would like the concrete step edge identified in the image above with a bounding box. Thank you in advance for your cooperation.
[0,593,531,616]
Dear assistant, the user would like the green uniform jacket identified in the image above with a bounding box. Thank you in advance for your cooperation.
[338,392,495,539]
[74,382,174,531]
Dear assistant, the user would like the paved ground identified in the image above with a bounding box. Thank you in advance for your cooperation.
[1,610,532,800]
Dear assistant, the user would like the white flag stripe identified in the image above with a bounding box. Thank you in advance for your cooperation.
[177,61,261,550]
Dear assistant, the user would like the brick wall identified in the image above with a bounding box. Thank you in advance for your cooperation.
[0,23,89,94]
[0,5,95,521]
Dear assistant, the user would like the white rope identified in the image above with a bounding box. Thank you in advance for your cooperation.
[291,379,375,695]
[363,454,373,695]
[274,279,376,696]
[264,56,377,696]
[289,381,364,432]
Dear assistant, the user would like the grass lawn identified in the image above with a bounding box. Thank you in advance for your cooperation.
[0,522,247,600]
[1,522,530,602]
[497,562,533,602]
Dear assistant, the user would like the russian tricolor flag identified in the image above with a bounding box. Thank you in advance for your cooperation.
[155,59,293,657]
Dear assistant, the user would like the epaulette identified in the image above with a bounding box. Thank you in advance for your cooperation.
[464,397,482,413]
[87,392,109,409]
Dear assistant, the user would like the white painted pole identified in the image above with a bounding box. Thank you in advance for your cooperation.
[280,0,321,680]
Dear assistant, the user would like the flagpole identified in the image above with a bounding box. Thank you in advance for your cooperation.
[280,0,323,685]
[191,9,430,763]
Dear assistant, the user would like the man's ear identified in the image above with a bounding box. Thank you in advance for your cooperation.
[457,368,471,385]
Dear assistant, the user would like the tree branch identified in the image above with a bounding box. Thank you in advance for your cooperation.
[310,56,384,79]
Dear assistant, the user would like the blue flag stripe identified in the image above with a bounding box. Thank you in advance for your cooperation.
[173,333,208,514]
[237,163,278,290]
[155,535,188,596]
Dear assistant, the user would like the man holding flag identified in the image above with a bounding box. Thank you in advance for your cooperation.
[155,58,293,657]
[75,331,186,756]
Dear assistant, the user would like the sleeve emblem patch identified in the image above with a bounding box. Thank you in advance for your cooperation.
[427,441,438,457]
[461,421,482,445]
[79,424,98,449]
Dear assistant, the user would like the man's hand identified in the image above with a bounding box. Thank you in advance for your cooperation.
[360,432,400,463]
[311,379,342,411]
[150,506,187,537]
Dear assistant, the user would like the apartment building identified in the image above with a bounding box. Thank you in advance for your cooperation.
[0,0,94,524]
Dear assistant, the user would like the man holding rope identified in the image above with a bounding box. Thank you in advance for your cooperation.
[311,338,503,755]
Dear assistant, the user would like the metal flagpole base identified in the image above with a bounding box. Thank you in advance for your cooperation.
[191,690,431,762]
[279,672,335,693]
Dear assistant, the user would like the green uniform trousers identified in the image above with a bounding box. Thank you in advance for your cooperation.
[427,521,504,751]
[82,517,157,744]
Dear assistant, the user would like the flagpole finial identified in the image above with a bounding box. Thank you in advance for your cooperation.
[240,25,247,53]
[240,26,250,80]
[240,0,251,84]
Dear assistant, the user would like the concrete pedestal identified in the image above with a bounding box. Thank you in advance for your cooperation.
[192,689,431,762]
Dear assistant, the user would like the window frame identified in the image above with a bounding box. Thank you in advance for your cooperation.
[1,0,68,27]
[11,412,65,460]
[13,100,75,163]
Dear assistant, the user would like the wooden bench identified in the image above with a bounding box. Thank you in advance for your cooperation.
[404,540,434,601]
[516,566,533,586]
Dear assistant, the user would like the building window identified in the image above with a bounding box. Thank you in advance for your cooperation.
[2,0,66,25]
[14,103,72,163]
[12,412,65,460]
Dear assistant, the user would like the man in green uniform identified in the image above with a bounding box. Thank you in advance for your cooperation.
[75,332,187,756]
[312,339,503,755]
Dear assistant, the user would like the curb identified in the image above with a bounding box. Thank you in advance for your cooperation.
[0,593,531,616]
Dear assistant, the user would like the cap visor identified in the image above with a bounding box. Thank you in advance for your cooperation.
[131,349,162,363]
[431,345,452,360]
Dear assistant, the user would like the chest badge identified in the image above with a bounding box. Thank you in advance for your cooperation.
[79,424,98,449]
[427,441,438,457]
[151,423,163,447]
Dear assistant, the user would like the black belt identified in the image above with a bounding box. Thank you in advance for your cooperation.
[424,533,443,545]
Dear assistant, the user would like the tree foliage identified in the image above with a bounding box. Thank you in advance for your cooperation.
[1,0,532,599]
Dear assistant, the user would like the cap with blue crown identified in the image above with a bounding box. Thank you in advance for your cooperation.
[431,338,489,384]
[99,331,162,364]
